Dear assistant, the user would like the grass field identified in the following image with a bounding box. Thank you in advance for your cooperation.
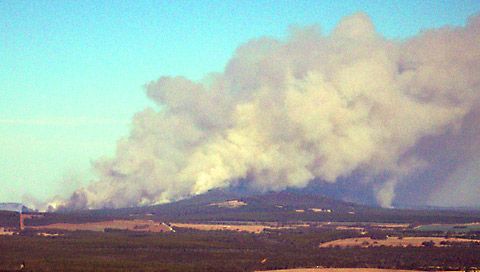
[170,222,308,233]
[171,222,268,233]
[29,219,172,233]
[319,236,480,248]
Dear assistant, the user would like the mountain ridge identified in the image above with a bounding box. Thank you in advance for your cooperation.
[28,189,480,226]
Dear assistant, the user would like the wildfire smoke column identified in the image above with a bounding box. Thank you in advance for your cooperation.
[52,13,480,210]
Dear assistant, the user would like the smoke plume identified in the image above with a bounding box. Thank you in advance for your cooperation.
[51,13,480,210]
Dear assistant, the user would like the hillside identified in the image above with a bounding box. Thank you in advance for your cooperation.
[26,190,480,226]
[0,211,19,229]
[0,203,32,213]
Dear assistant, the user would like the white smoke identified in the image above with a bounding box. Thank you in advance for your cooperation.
[52,13,480,210]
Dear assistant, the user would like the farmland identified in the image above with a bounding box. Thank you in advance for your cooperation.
[1,222,480,272]
[319,236,480,248]
[170,222,308,233]
[2,192,480,271]
[29,219,172,233]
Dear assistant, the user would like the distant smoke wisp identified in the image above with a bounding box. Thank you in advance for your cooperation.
[51,13,480,210]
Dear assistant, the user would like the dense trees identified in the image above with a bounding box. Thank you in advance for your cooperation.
[0,211,19,230]
[0,228,479,272]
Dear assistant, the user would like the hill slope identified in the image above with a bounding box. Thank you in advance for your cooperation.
[27,190,480,225]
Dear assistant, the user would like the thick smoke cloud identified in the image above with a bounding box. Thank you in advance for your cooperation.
[51,13,480,210]
[426,107,480,207]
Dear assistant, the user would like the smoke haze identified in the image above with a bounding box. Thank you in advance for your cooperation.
[50,13,480,210]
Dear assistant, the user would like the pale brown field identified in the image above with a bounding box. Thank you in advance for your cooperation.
[29,219,172,232]
[0,227,15,236]
[319,236,479,248]
[370,223,410,229]
[208,200,248,208]
[335,226,365,231]
[257,268,462,272]
[170,223,268,233]
[170,222,309,233]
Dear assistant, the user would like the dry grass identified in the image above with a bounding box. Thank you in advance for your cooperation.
[335,226,365,231]
[319,236,479,248]
[170,223,268,233]
[29,219,172,233]
[0,227,15,236]
[370,223,410,228]
[170,222,309,233]
[208,200,247,208]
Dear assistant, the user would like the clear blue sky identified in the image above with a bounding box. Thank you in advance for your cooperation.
[1,0,480,203]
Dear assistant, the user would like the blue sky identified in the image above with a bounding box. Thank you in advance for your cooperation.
[1,0,480,203]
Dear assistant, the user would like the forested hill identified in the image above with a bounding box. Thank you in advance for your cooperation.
[26,190,480,225]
